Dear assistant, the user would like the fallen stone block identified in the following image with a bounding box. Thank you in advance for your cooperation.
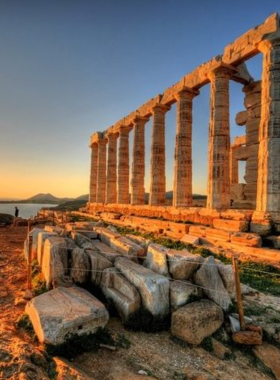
[23,228,45,261]
[71,232,96,249]
[95,227,121,246]
[189,225,207,238]
[216,263,235,298]
[230,232,262,247]
[37,231,57,266]
[171,300,224,345]
[194,256,232,311]
[71,230,98,239]
[126,234,151,254]
[169,280,202,311]
[70,247,90,284]
[167,249,203,280]
[90,240,122,263]
[144,243,169,276]
[44,225,65,234]
[115,257,170,318]
[101,267,141,320]
[42,237,68,288]
[87,250,112,286]
[180,234,200,245]
[205,228,231,242]
[213,219,248,232]
[25,286,109,345]
[110,236,143,261]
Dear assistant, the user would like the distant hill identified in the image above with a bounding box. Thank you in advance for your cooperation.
[24,193,73,204]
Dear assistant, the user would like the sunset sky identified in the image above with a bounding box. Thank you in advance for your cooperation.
[0,0,279,199]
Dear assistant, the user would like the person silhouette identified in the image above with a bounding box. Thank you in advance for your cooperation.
[15,207,19,218]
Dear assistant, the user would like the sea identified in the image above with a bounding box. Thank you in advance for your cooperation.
[0,204,58,219]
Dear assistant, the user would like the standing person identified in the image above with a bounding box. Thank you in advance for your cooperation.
[15,207,19,217]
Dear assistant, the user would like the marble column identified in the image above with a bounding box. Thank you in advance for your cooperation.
[206,66,234,209]
[173,88,198,208]
[106,133,117,204]
[89,143,98,203]
[96,139,107,203]
[117,126,131,204]
[131,116,148,205]
[230,148,239,185]
[256,35,280,212]
[149,104,170,206]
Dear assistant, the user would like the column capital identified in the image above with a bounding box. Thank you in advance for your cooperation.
[118,125,132,135]
[175,87,200,101]
[206,63,237,81]
[132,115,150,125]
[150,103,171,115]
[105,131,118,141]
[257,30,280,53]
[97,138,108,146]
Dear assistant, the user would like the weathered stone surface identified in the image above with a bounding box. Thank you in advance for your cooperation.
[71,230,97,239]
[96,227,121,246]
[90,240,122,263]
[144,243,169,276]
[117,127,130,204]
[87,249,112,286]
[41,237,68,288]
[24,228,45,261]
[211,338,232,359]
[253,344,280,379]
[189,225,207,237]
[205,228,231,242]
[25,286,109,345]
[110,236,143,261]
[171,300,224,345]
[167,249,203,280]
[115,257,170,318]
[180,234,200,245]
[101,267,141,320]
[89,143,98,203]
[44,225,64,234]
[126,234,151,253]
[37,231,57,266]
[70,247,90,284]
[235,110,247,125]
[216,263,235,297]
[96,139,107,203]
[213,218,248,232]
[169,280,202,311]
[106,133,117,204]
[230,232,262,247]
[195,256,232,311]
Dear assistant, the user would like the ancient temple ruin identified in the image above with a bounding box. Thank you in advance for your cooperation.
[87,14,280,235]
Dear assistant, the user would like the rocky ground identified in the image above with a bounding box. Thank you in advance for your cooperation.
[0,225,280,379]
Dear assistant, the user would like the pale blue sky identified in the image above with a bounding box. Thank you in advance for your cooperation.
[0,0,278,198]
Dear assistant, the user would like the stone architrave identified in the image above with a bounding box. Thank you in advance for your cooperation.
[117,126,131,204]
[89,143,98,203]
[206,65,235,209]
[256,33,280,213]
[149,104,170,206]
[131,116,148,205]
[173,88,199,208]
[106,132,118,204]
[96,139,107,203]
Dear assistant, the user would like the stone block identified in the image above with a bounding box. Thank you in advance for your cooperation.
[171,300,224,345]
[235,110,247,126]
[86,250,112,286]
[25,286,109,345]
[205,228,231,242]
[180,234,200,245]
[115,257,170,318]
[24,228,45,261]
[189,225,207,238]
[101,267,141,320]
[70,247,90,284]
[110,236,143,261]
[194,256,232,311]
[144,243,169,276]
[169,280,202,311]
[37,231,57,266]
[167,249,203,280]
[253,344,280,380]
[212,219,248,232]
[126,234,151,253]
[42,237,68,288]
[71,232,95,249]
[44,225,65,234]
[96,227,121,246]
[71,230,98,239]
[217,264,235,297]
[90,240,122,263]
[230,232,262,247]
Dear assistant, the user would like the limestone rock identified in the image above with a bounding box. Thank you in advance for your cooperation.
[70,247,90,284]
[189,225,207,237]
[37,231,57,266]
[205,228,231,242]
[90,240,122,263]
[71,232,95,249]
[171,300,224,345]
[24,228,45,261]
[126,234,151,253]
[217,264,236,297]
[230,232,262,247]
[167,249,203,280]
[101,267,141,320]
[115,257,170,318]
[169,280,202,311]
[25,286,109,345]
[194,256,232,311]
[41,237,68,288]
[253,344,280,379]
[211,338,232,359]
[180,234,200,245]
[96,227,121,246]
[235,110,247,125]
[110,236,143,261]
[213,218,248,232]
[144,243,169,276]
[87,249,112,286]
[72,230,98,239]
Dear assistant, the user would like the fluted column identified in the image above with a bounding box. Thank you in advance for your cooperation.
[256,34,280,212]
[131,116,148,205]
[173,88,199,207]
[89,143,98,203]
[106,133,117,204]
[117,126,131,204]
[206,66,235,209]
[149,104,170,206]
[96,139,107,203]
